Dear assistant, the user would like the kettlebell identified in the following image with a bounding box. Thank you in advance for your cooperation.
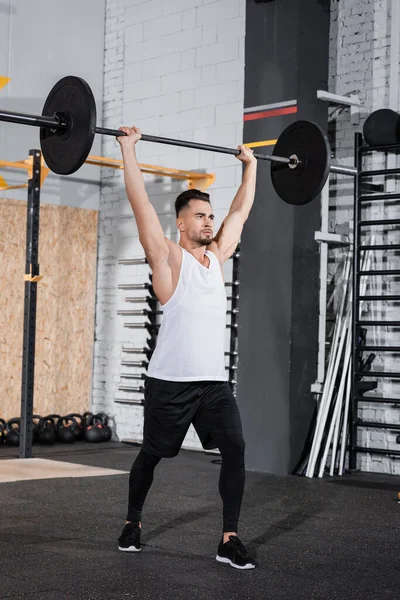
[85,414,105,443]
[98,413,112,441]
[32,414,42,443]
[65,413,85,440]
[83,412,93,428]
[5,418,20,446]
[56,416,77,443]
[38,417,56,445]
[0,418,6,445]
[46,414,61,437]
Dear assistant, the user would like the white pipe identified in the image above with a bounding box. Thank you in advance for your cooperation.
[317,310,352,478]
[306,239,372,477]
[305,256,352,476]
[328,331,352,476]
[338,360,352,476]
[335,247,373,476]
[306,309,352,477]
[307,245,373,478]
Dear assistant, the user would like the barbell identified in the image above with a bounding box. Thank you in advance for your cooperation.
[0,75,358,205]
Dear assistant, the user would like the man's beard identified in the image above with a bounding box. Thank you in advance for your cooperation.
[191,232,213,246]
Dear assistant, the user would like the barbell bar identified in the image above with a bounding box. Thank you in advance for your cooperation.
[0,75,358,205]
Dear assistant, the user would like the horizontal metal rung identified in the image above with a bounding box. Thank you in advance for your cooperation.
[358,295,400,301]
[115,399,144,405]
[358,245,400,250]
[118,385,145,392]
[118,310,162,316]
[355,371,400,378]
[359,193,400,201]
[355,346,400,351]
[125,296,156,303]
[358,270,400,276]
[121,360,148,367]
[122,346,154,354]
[354,446,400,457]
[119,282,237,290]
[118,284,152,290]
[355,396,400,404]
[360,143,400,153]
[118,258,148,265]
[357,320,400,326]
[358,219,400,226]
[359,167,400,177]
[124,323,238,329]
[357,421,400,430]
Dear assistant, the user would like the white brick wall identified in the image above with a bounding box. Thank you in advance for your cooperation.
[95,0,400,473]
[329,0,400,473]
[93,0,245,451]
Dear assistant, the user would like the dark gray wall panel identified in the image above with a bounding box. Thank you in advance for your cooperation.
[238,0,330,474]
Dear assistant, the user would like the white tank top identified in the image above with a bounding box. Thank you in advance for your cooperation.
[146,246,228,382]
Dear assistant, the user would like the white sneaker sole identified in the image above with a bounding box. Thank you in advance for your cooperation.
[118,545,142,552]
[216,555,255,569]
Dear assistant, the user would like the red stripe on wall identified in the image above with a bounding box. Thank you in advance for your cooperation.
[243,106,298,121]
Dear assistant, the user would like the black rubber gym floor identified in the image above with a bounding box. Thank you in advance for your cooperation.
[0,441,399,600]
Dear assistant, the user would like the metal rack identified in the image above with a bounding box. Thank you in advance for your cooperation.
[349,132,400,468]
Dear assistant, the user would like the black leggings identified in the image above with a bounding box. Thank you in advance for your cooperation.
[127,433,245,532]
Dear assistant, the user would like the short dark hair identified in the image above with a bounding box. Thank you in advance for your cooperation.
[175,189,210,218]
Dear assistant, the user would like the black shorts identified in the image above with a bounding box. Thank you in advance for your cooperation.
[142,377,243,458]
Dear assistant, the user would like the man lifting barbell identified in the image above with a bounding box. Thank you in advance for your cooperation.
[116,125,257,570]
[0,74,360,566]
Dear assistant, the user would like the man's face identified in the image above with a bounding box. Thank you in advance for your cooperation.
[177,200,215,246]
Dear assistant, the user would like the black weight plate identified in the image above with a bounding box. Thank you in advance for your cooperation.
[363,109,400,147]
[40,76,96,175]
[271,120,331,205]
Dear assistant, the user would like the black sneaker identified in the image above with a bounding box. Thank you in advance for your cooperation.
[118,522,141,552]
[216,535,256,570]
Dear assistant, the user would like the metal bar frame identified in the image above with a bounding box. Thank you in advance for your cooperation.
[350,132,363,471]
[19,149,42,458]
[350,132,400,472]
[228,248,240,396]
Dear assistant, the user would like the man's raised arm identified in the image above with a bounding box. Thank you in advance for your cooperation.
[117,126,168,265]
[213,146,257,262]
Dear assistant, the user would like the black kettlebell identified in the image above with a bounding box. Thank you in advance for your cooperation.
[38,417,56,445]
[85,415,105,443]
[32,414,42,443]
[46,414,61,438]
[5,418,20,446]
[83,412,93,428]
[98,413,112,441]
[65,413,85,440]
[56,416,77,443]
[0,418,6,445]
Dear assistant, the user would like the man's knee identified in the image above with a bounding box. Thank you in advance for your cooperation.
[218,434,245,463]
[132,449,161,472]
